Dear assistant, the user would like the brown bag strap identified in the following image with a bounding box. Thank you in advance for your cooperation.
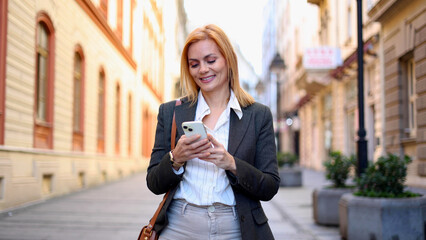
[144,99,181,236]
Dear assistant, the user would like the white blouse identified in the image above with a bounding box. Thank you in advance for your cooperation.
[173,90,242,206]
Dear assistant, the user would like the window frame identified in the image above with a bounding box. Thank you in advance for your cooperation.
[115,82,121,155]
[406,58,417,138]
[97,68,106,153]
[127,93,132,155]
[72,45,85,151]
[116,0,123,40]
[99,0,108,19]
[34,12,55,149]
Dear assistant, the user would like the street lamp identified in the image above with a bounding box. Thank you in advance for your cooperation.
[269,53,286,152]
[356,0,368,176]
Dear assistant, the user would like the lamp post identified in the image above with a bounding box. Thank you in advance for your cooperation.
[356,0,368,176]
[269,53,286,152]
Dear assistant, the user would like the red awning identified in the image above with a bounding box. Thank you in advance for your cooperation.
[329,38,375,80]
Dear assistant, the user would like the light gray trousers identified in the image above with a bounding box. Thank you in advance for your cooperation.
[159,199,242,240]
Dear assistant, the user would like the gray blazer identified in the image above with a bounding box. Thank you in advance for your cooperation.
[146,98,280,240]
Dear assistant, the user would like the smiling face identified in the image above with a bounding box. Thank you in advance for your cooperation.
[187,39,229,96]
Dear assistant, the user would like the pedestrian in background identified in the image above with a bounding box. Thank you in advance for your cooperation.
[146,24,280,240]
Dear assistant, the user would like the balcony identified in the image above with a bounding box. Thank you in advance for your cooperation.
[307,0,323,6]
[368,0,402,22]
[295,68,330,96]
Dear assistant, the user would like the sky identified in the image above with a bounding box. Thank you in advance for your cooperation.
[183,0,267,76]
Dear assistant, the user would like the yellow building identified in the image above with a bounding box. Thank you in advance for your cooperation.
[0,0,184,211]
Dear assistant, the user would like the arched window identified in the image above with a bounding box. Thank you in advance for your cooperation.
[127,93,132,155]
[141,106,154,158]
[34,12,55,149]
[142,107,149,157]
[115,83,121,154]
[97,68,106,153]
[72,46,85,151]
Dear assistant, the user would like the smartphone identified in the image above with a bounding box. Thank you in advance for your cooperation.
[182,121,208,140]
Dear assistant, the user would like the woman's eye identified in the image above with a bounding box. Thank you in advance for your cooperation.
[190,63,199,68]
[207,60,216,64]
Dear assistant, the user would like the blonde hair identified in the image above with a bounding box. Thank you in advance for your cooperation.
[180,24,254,107]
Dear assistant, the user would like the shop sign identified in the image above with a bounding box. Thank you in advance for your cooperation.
[303,47,342,70]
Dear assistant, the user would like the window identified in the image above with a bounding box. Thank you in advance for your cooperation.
[323,94,333,154]
[366,65,375,97]
[34,13,55,149]
[347,0,352,40]
[72,48,85,151]
[320,9,328,45]
[116,0,123,40]
[97,69,106,153]
[42,174,53,195]
[142,108,150,157]
[78,172,85,188]
[345,80,357,156]
[346,111,356,155]
[115,83,121,154]
[129,0,135,54]
[100,0,108,19]
[406,58,417,138]
[0,176,4,200]
[128,93,132,155]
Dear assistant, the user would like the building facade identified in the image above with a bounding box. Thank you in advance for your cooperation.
[273,0,319,158]
[0,0,185,211]
[368,0,426,187]
[261,0,281,147]
[272,0,426,189]
[300,0,382,170]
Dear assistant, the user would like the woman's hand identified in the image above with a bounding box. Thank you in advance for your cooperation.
[172,134,212,168]
[200,134,237,175]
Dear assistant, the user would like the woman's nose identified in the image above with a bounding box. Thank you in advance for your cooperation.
[199,63,209,73]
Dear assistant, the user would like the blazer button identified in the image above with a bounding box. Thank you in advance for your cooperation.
[240,216,245,222]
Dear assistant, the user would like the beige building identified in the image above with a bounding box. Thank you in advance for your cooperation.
[298,0,382,169]
[273,0,319,159]
[368,0,426,188]
[0,0,186,211]
[274,0,426,189]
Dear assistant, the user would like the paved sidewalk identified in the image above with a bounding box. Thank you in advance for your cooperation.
[265,169,341,240]
[0,169,340,240]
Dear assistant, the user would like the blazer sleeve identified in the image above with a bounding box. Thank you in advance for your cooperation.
[227,104,280,201]
[146,101,183,195]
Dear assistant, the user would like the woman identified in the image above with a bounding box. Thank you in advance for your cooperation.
[147,24,280,240]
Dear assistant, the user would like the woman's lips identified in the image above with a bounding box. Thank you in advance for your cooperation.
[199,75,215,83]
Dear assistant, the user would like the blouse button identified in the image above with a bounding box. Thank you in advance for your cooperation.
[208,206,215,213]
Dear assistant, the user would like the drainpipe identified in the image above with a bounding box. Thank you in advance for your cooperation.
[379,28,386,157]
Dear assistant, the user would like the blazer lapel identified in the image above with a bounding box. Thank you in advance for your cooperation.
[173,98,252,156]
[174,99,197,139]
[228,108,252,155]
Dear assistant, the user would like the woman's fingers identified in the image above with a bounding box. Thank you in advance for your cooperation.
[174,134,212,162]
